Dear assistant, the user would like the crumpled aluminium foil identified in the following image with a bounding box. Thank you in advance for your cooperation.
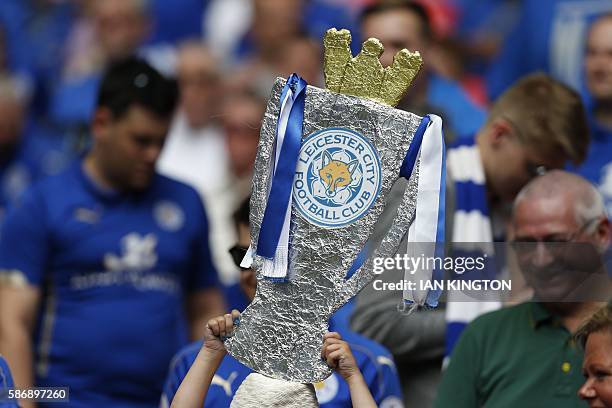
[225,78,421,383]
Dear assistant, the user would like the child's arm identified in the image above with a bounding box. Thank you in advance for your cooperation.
[322,332,377,408]
[171,310,240,408]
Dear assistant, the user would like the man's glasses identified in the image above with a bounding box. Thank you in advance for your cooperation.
[510,218,600,256]
[229,245,249,270]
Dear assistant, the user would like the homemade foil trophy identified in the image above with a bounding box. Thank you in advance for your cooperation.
[225,28,446,383]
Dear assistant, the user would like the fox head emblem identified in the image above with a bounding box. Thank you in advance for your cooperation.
[318,151,358,197]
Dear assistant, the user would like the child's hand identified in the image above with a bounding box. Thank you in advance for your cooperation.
[322,332,377,407]
[321,332,360,381]
[203,310,241,355]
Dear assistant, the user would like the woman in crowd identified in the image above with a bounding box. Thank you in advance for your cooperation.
[577,303,612,407]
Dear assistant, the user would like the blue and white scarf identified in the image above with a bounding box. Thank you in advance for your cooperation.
[444,141,501,363]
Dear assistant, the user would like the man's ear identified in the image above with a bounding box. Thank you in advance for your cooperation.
[91,107,113,141]
[488,117,514,148]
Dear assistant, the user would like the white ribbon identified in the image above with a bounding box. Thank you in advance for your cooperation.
[403,115,445,305]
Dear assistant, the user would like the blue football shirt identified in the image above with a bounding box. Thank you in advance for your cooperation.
[161,314,404,407]
[161,343,252,408]
[0,160,220,407]
[0,355,19,408]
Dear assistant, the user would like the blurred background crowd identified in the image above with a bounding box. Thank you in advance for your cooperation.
[0,0,610,407]
[0,0,609,297]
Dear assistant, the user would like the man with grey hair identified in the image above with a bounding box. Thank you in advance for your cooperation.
[157,42,237,293]
[435,170,611,407]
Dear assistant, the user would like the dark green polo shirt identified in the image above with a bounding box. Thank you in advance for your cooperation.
[434,303,587,408]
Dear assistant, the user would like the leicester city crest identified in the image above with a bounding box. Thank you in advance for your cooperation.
[293,127,382,228]
[225,28,446,384]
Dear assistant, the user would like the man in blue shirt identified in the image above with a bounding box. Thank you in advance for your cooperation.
[0,58,225,408]
[160,197,404,408]
[359,1,486,141]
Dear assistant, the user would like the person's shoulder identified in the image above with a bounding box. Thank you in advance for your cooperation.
[428,74,486,129]
[429,74,463,92]
[449,138,476,150]
[155,173,198,193]
[163,341,203,405]
[167,340,203,375]
[0,355,17,408]
[338,327,395,367]
[0,354,15,388]
[18,160,80,201]
[468,303,531,333]
[449,305,531,358]
[167,340,251,374]
[429,74,480,107]
[152,173,206,215]
[154,173,202,202]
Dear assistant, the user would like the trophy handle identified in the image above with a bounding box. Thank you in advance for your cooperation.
[333,172,418,312]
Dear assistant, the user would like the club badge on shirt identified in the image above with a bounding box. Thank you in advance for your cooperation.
[154,200,185,232]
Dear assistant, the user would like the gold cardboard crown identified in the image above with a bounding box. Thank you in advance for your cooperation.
[323,28,422,107]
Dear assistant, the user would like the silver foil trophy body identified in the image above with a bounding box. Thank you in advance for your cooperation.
[225,29,435,383]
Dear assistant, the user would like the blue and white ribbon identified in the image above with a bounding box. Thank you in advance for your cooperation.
[246,74,307,281]
[399,114,446,308]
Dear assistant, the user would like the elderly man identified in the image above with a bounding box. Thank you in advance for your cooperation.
[156,43,237,289]
[352,73,590,407]
[157,42,224,199]
[435,170,611,408]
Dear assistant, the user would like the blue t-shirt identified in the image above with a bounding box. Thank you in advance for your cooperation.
[0,355,19,408]
[427,75,486,140]
[160,315,404,407]
[161,342,251,408]
[0,160,220,407]
[146,0,208,45]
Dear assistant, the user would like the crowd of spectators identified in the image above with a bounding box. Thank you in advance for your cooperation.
[0,0,610,407]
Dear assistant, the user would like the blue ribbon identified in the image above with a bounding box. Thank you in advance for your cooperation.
[257,74,307,259]
[399,115,430,179]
